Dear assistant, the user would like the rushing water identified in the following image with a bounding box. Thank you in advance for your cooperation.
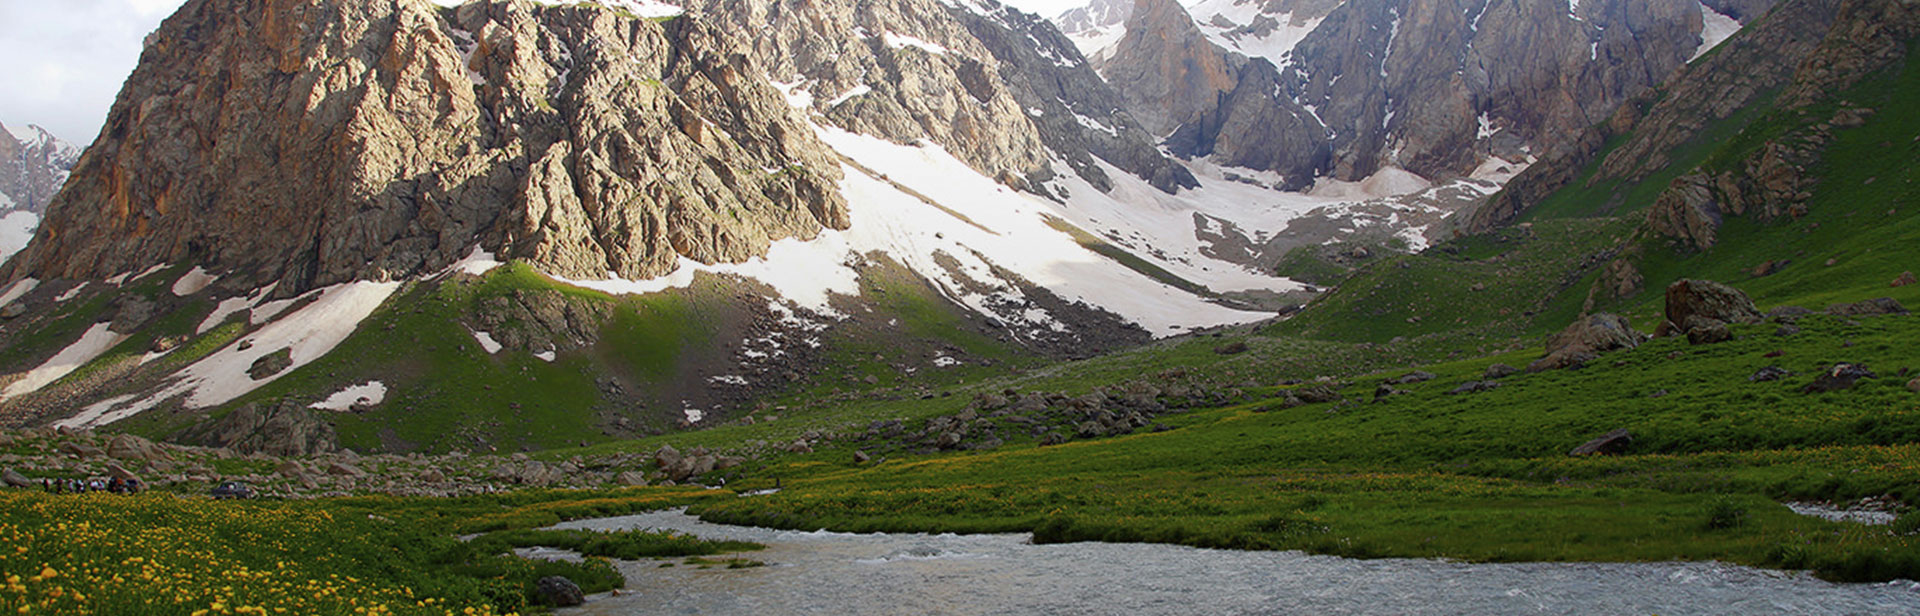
[555,509,1920,615]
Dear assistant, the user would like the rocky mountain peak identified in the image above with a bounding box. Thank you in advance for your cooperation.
[4,0,848,293]
[0,121,79,214]
[1055,0,1134,59]
[1098,0,1242,136]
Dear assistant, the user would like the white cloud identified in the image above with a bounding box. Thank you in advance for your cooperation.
[0,0,187,144]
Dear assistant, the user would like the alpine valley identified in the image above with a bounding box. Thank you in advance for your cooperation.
[1,0,1919,613]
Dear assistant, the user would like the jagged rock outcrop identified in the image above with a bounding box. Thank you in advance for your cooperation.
[1099,0,1240,136]
[682,0,1193,193]
[1469,0,1917,232]
[0,122,78,214]
[1659,279,1761,339]
[182,400,339,457]
[1529,312,1644,372]
[4,0,848,294]
[1055,0,1133,60]
[1113,0,1726,185]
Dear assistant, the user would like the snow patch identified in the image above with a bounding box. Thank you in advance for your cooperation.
[171,266,219,296]
[534,350,557,362]
[55,283,87,303]
[1692,2,1742,61]
[883,31,951,56]
[827,85,873,107]
[311,381,388,411]
[709,375,748,386]
[198,283,279,334]
[551,235,859,317]
[0,278,38,309]
[441,245,503,278]
[57,281,401,429]
[1187,0,1326,63]
[0,211,38,264]
[1,322,129,400]
[471,329,503,354]
[770,78,814,109]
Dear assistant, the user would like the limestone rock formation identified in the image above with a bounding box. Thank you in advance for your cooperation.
[5,0,849,294]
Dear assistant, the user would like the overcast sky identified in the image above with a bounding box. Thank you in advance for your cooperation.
[0,0,1088,145]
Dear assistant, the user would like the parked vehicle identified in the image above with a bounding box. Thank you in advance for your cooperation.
[209,481,255,500]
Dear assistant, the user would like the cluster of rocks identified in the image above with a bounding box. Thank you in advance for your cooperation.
[843,377,1247,459]
[0,427,711,500]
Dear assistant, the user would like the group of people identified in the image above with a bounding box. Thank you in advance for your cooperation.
[41,476,143,494]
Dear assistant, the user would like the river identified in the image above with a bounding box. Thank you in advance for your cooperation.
[554,509,1920,615]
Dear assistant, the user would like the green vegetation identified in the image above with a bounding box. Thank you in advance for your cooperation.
[0,486,754,615]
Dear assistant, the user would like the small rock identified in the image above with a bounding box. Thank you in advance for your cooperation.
[1373,384,1403,401]
[325,462,366,477]
[1213,341,1250,355]
[536,576,585,607]
[1684,318,1733,345]
[1482,364,1518,379]
[1387,371,1436,385]
[1804,363,1876,393]
[614,471,648,487]
[1038,432,1067,446]
[2,468,31,488]
[1749,366,1792,382]
[247,348,295,380]
[1570,429,1632,456]
[852,450,871,464]
[1892,272,1915,288]
[1449,381,1501,395]
[0,304,25,319]
[1908,377,1920,393]
[1775,325,1801,337]
[1826,298,1909,316]
[59,443,105,459]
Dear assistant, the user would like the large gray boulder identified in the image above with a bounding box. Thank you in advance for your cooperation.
[183,401,338,457]
[1529,313,1644,372]
[535,576,585,607]
[108,433,172,462]
[1661,279,1763,338]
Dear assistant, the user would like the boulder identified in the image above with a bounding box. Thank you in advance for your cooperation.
[105,463,140,482]
[936,431,964,450]
[59,443,105,459]
[852,450,871,464]
[1387,371,1436,385]
[107,434,171,461]
[182,401,338,457]
[1482,364,1519,380]
[1804,363,1876,393]
[1213,341,1249,355]
[247,348,295,380]
[1570,429,1633,456]
[1661,280,1761,336]
[1826,298,1909,316]
[326,462,366,477]
[1775,324,1801,337]
[1908,377,1920,393]
[1683,317,1733,345]
[3,468,31,488]
[536,576,585,607]
[1450,381,1501,395]
[1749,366,1792,382]
[615,471,648,487]
[1893,271,1916,288]
[653,445,683,471]
[1373,384,1404,401]
[1530,313,1642,372]
[1293,384,1341,404]
[1076,421,1107,439]
[1038,432,1068,446]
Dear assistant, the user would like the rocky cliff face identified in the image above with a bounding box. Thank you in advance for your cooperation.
[0,122,79,214]
[1469,0,1899,233]
[4,0,848,293]
[680,0,1195,193]
[1084,0,1749,188]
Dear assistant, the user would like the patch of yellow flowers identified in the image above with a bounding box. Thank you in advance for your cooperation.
[0,492,515,616]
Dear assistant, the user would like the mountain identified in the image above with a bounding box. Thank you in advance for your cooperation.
[0,122,79,263]
[1055,0,1133,61]
[0,0,1290,452]
[1069,0,1768,189]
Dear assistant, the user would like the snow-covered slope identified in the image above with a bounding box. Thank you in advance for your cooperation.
[1187,0,1339,63]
